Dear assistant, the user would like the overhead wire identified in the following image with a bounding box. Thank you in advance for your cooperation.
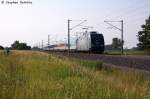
[102,0,150,47]
[94,0,148,32]
[109,1,150,20]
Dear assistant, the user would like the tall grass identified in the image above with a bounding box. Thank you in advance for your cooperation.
[0,50,149,99]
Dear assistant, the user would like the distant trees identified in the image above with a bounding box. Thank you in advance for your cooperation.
[105,44,113,50]
[32,46,41,50]
[112,38,122,50]
[0,45,4,50]
[11,41,31,50]
[137,16,150,52]
[105,37,122,50]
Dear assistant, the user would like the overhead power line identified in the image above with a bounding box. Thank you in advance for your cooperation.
[105,0,150,20]
[104,20,124,55]
[67,19,87,56]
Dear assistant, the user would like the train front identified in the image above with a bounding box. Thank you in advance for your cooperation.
[90,32,105,53]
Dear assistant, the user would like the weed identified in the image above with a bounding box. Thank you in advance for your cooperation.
[0,51,149,99]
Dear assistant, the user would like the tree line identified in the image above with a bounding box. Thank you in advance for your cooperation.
[0,41,31,50]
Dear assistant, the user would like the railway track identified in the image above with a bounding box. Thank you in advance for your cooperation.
[49,51,150,72]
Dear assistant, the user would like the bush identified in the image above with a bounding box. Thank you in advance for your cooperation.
[11,41,31,50]
[0,45,4,50]
[80,60,103,70]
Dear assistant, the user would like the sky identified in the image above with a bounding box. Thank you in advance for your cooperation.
[0,0,150,48]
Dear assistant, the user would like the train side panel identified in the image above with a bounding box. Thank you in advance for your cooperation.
[76,33,91,51]
[76,31,105,53]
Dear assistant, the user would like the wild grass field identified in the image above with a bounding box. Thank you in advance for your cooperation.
[0,50,150,99]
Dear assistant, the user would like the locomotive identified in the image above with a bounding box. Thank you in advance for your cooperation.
[76,31,105,53]
[43,31,105,53]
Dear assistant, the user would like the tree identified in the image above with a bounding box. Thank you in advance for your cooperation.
[18,43,31,50]
[105,38,124,51]
[0,45,4,50]
[112,38,122,50]
[105,44,113,50]
[137,16,150,51]
[32,46,40,50]
[11,41,31,50]
[11,41,19,49]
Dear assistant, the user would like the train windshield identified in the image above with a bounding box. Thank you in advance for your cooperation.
[91,34,104,46]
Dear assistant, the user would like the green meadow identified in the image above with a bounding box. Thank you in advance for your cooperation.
[0,51,149,99]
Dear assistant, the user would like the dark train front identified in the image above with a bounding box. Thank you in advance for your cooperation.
[76,31,105,53]
[90,31,105,53]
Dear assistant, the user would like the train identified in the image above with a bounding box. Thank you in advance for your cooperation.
[76,31,105,53]
[43,31,105,53]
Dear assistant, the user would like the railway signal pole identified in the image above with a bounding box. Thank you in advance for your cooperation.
[42,40,44,50]
[67,19,87,56]
[39,42,40,49]
[48,35,50,51]
[121,20,124,55]
[104,20,124,55]
[68,20,71,56]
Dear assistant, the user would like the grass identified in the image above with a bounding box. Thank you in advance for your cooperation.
[0,50,150,99]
